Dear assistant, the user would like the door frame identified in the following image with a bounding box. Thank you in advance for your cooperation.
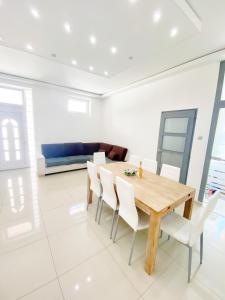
[156,108,197,184]
[199,61,225,201]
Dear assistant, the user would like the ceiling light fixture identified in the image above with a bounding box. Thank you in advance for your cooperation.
[111,47,118,54]
[170,27,178,37]
[89,35,97,45]
[64,22,71,33]
[89,66,94,71]
[0,36,3,42]
[153,10,161,23]
[30,8,40,19]
[26,44,33,51]
[104,71,108,76]
[129,0,137,4]
[72,60,77,66]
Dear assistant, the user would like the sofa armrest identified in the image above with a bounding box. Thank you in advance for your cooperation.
[37,154,45,176]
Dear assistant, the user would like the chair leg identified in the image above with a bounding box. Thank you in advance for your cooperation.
[160,230,163,239]
[128,231,137,266]
[113,214,120,243]
[95,197,101,222]
[167,234,170,241]
[200,232,203,265]
[110,210,117,239]
[98,199,104,224]
[188,246,192,283]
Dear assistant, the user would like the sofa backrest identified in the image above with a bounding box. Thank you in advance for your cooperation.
[99,143,113,155]
[110,145,128,161]
[83,143,100,155]
[42,143,85,158]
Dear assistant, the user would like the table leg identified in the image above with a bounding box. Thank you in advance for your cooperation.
[183,197,194,220]
[87,175,92,209]
[144,211,161,274]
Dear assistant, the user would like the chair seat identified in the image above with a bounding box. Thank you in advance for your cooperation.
[137,209,149,230]
[160,213,191,245]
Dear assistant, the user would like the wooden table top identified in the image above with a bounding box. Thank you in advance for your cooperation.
[99,162,196,214]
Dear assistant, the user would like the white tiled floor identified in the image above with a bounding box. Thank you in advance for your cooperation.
[0,167,225,300]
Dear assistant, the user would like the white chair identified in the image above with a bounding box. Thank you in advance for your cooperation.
[142,159,157,173]
[128,154,141,167]
[160,191,220,282]
[93,152,106,165]
[113,176,149,265]
[160,163,180,182]
[87,161,102,221]
[98,167,118,239]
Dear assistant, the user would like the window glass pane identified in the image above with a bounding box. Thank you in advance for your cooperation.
[13,127,19,138]
[68,99,89,113]
[16,151,21,160]
[0,87,23,105]
[212,108,225,159]
[15,139,20,150]
[164,118,188,134]
[161,151,183,168]
[4,152,10,161]
[2,127,7,138]
[162,136,185,152]
[3,140,9,150]
[221,75,225,100]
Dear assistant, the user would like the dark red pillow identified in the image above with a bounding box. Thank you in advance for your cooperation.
[99,143,113,155]
[98,149,106,153]
[108,150,119,160]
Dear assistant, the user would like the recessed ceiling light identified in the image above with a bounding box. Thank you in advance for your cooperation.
[72,60,77,66]
[64,22,71,34]
[170,27,178,37]
[104,71,108,76]
[89,66,94,71]
[0,36,3,42]
[129,0,137,3]
[89,35,97,45]
[153,10,161,23]
[26,44,33,51]
[111,47,118,54]
[30,8,40,19]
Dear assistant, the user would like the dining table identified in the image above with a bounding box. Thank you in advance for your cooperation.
[86,162,196,275]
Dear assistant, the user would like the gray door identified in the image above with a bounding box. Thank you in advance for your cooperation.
[157,109,197,183]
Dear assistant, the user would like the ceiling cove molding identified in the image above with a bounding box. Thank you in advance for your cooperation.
[173,0,202,31]
[103,47,225,98]
[0,72,102,98]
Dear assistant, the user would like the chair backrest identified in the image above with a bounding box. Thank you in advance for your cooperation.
[142,159,157,173]
[160,164,180,182]
[116,176,139,231]
[87,161,101,197]
[189,191,220,246]
[129,155,141,167]
[93,152,106,165]
[99,167,118,210]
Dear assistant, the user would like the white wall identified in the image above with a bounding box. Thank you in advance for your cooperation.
[32,86,102,153]
[102,63,220,197]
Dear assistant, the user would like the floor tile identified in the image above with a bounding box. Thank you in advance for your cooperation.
[0,214,46,254]
[59,250,140,300]
[49,222,104,275]
[19,280,63,300]
[0,239,56,300]
[43,200,88,235]
[142,261,220,300]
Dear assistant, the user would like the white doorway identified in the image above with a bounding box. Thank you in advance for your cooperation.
[0,87,29,171]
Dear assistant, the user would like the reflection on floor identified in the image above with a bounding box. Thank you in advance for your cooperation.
[0,168,224,300]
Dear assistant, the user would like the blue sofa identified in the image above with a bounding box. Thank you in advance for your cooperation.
[37,142,128,175]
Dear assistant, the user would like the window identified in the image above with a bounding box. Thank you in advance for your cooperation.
[68,99,90,114]
[0,87,23,105]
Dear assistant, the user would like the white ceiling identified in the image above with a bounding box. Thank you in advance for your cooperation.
[0,0,225,95]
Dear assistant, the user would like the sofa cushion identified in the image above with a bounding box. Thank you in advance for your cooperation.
[64,143,84,156]
[99,143,113,155]
[107,150,119,160]
[46,157,69,167]
[108,145,128,161]
[83,143,99,155]
[67,155,92,164]
[42,144,65,159]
